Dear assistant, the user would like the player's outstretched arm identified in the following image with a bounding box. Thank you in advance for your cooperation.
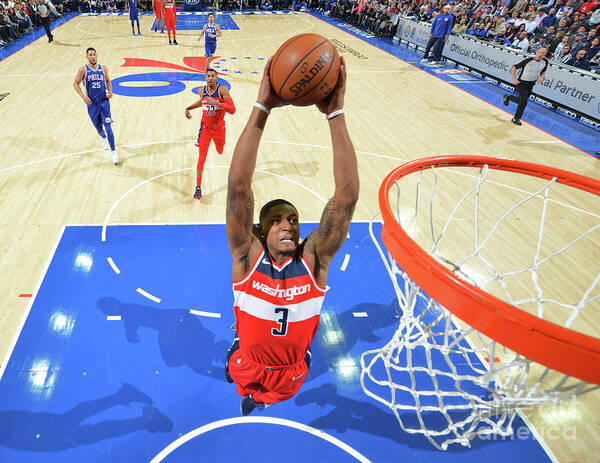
[226,57,285,276]
[305,57,359,285]
[216,24,223,37]
[73,66,91,105]
[199,25,205,41]
[184,97,203,118]
[217,86,236,114]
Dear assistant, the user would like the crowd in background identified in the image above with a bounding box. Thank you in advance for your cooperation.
[2,0,599,72]
[318,0,600,71]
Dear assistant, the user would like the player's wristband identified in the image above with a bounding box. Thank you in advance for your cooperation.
[326,109,344,120]
[253,102,270,115]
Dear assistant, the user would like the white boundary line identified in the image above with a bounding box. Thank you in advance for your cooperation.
[136,287,161,303]
[0,224,67,381]
[353,312,368,317]
[340,253,351,271]
[101,165,328,242]
[106,315,122,321]
[189,309,221,318]
[149,416,371,463]
[106,257,121,274]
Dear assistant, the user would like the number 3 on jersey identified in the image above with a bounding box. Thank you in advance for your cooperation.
[272,308,289,336]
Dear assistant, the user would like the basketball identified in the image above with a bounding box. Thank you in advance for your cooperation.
[269,33,341,106]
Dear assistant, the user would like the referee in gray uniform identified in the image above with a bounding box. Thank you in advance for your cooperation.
[38,0,53,43]
[503,46,548,125]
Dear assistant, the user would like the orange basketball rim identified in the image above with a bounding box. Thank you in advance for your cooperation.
[379,155,600,385]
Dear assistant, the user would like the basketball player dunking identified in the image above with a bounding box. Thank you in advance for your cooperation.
[152,0,164,33]
[225,57,358,415]
[73,47,120,166]
[184,68,235,199]
[162,0,177,45]
[199,13,222,71]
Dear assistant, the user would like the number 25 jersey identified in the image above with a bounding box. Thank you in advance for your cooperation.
[232,248,326,367]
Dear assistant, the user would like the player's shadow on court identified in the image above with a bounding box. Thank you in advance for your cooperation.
[0,383,172,452]
[51,40,82,47]
[295,383,490,452]
[307,299,400,381]
[97,297,230,380]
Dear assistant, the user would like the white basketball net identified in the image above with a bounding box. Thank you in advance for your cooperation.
[361,163,600,450]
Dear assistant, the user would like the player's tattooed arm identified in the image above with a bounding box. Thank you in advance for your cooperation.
[307,58,358,284]
[226,187,256,273]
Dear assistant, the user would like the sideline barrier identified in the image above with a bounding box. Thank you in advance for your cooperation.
[394,17,600,127]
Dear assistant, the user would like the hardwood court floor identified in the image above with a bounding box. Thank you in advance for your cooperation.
[0,11,598,462]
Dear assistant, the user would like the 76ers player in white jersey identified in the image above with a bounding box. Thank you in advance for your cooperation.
[225,56,357,415]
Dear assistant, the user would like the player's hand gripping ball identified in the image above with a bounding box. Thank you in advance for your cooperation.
[269,33,341,106]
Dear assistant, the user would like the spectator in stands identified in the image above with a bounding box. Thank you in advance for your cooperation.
[507,22,526,41]
[566,47,592,68]
[492,26,512,44]
[590,49,600,71]
[260,0,272,9]
[552,42,574,60]
[548,29,565,51]
[455,15,469,33]
[531,34,550,52]
[540,7,557,28]
[106,0,116,11]
[570,32,587,53]
[587,36,600,59]
[511,0,528,15]
[511,30,530,51]
[421,4,454,63]
[534,7,548,25]
[523,12,539,33]
[590,7,600,26]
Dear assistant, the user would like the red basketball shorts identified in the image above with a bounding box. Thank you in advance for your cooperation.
[228,349,308,404]
[164,13,176,28]
[198,121,225,155]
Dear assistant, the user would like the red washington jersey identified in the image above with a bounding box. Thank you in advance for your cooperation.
[232,248,326,367]
[200,84,225,127]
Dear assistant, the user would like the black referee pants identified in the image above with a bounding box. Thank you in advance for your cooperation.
[507,80,535,121]
[42,16,53,41]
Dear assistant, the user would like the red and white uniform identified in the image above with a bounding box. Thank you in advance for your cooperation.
[154,0,162,18]
[229,248,326,404]
[196,84,226,156]
[163,0,175,27]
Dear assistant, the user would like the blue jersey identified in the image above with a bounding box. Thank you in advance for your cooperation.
[128,0,137,10]
[85,64,108,102]
[205,24,217,44]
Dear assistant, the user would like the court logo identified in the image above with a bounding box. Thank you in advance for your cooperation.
[112,57,231,98]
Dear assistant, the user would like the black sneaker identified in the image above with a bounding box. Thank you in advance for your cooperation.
[503,95,509,106]
[511,118,522,126]
[241,395,257,416]
[194,186,202,199]
[173,40,178,45]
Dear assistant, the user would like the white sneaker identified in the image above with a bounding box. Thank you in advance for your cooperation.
[420,58,428,63]
[102,137,110,150]
[111,151,120,165]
